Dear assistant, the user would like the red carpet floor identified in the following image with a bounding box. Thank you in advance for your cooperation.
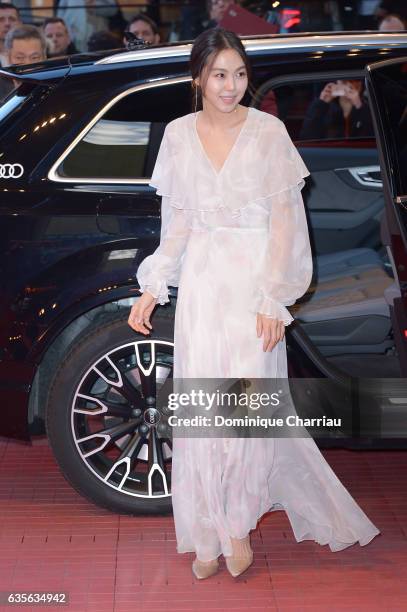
[0,438,406,612]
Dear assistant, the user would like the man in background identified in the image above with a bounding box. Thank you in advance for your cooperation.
[43,17,78,58]
[0,24,47,101]
[7,0,32,24]
[123,13,160,46]
[4,23,46,65]
[0,3,21,62]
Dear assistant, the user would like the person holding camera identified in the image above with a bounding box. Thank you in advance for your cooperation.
[299,79,374,140]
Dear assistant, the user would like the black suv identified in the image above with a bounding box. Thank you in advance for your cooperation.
[0,32,406,515]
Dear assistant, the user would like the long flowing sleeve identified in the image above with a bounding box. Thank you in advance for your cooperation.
[136,124,191,305]
[251,121,313,326]
[136,198,190,305]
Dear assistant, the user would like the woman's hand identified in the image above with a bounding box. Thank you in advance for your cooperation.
[128,291,158,335]
[256,313,285,352]
[319,82,336,104]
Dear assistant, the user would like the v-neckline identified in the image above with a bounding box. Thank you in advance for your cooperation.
[194,106,251,177]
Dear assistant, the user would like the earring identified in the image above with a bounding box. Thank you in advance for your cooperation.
[194,83,198,113]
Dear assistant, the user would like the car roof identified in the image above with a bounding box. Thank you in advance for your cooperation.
[97,31,407,66]
[2,31,407,80]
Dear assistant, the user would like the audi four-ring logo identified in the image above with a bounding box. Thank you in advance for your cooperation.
[0,164,24,178]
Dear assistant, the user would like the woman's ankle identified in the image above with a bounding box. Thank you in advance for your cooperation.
[195,555,219,565]
[229,534,252,558]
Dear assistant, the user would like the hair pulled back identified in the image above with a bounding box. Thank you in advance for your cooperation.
[189,27,254,112]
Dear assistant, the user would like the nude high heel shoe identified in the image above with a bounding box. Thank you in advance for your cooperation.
[225,535,254,577]
[192,556,219,579]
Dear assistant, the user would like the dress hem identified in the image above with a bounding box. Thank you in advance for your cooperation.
[174,499,381,559]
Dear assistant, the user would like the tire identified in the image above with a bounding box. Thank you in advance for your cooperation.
[45,309,175,515]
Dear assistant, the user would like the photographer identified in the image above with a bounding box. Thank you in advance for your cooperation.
[299,79,373,140]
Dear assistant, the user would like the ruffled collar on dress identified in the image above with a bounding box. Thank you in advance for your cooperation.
[149,107,310,217]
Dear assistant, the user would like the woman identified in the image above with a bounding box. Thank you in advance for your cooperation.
[128,28,380,580]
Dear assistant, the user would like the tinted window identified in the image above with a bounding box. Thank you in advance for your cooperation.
[368,60,406,197]
[0,77,25,122]
[57,81,192,180]
[256,78,375,142]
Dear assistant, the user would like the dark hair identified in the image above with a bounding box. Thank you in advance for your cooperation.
[0,2,20,17]
[125,13,158,36]
[42,17,68,31]
[189,27,254,113]
[87,30,123,52]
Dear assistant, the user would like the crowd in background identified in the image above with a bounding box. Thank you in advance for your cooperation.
[0,0,405,71]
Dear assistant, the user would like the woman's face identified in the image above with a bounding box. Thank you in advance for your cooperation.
[342,79,362,93]
[199,48,248,113]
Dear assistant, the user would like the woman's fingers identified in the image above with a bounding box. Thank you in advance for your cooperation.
[263,325,271,352]
[128,295,157,335]
[131,317,151,335]
[263,318,276,352]
[128,308,149,335]
[279,321,285,342]
[143,302,155,330]
[257,315,286,351]
[271,321,279,351]
[256,313,262,338]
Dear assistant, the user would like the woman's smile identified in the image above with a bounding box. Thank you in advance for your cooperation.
[220,95,236,104]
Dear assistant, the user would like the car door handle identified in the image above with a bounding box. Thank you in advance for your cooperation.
[347,165,382,189]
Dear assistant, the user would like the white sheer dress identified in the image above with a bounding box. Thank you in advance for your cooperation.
[136,107,381,561]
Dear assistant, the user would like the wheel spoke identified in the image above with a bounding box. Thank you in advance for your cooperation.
[75,394,137,419]
[101,399,138,419]
[75,394,108,415]
[103,432,145,488]
[92,355,123,388]
[77,419,137,457]
[147,426,169,496]
[118,375,144,405]
[92,352,143,406]
[135,342,157,400]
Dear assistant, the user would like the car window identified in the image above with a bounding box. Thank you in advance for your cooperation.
[56,80,191,181]
[256,77,375,143]
[368,60,406,197]
[0,77,26,123]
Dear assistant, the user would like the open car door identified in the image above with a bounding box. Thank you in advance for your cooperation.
[365,57,407,376]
